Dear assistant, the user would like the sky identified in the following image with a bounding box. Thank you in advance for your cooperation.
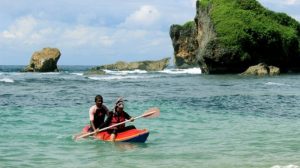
[0,0,300,65]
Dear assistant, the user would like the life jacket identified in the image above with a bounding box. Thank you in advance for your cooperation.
[93,107,106,129]
[110,111,126,129]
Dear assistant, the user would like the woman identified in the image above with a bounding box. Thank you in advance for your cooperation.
[108,97,135,141]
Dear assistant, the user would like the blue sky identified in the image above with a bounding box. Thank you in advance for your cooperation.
[0,0,300,65]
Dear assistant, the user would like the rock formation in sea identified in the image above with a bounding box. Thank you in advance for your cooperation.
[170,22,199,68]
[170,0,300,74]
[88,58,170,73]
[24,48,61,72]
[241,63,280,76]
[83,69,106,76]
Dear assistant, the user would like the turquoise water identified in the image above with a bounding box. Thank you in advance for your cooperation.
[1,65,300,168]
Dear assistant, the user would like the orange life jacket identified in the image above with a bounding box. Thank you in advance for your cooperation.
[110,112,126,129]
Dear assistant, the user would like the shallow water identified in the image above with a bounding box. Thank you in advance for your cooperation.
[1,66,300,168]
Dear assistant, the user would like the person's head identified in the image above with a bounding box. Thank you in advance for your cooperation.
[95,95,103,107]
[115,97,124,112]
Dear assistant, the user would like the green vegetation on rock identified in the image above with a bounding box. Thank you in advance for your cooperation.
[182,21,196,30]
[198,0,300,72]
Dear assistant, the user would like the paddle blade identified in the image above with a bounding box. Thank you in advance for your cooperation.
[143,107,160,118]
[73,132,91,140]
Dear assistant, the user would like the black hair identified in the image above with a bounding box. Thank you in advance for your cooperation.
[95,95,103,102]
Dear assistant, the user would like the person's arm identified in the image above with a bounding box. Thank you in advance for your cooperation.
[124,111,134,122]
[89,106,97,132]
[90,121,96,131]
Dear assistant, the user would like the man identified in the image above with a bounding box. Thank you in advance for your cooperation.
[88,95,111,135]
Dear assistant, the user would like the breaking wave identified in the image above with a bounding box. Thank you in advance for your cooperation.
[0,78,14,83]
[159,68,202,74]
[271,165,299,168]
[104,69,147,75]
[265,82,290,86]
[88,75,146,81]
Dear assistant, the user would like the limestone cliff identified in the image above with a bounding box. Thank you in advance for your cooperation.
[170,22,198,68]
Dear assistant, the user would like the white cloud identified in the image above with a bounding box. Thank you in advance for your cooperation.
[259,0,300,5]
[0,15,62,46]
[99,36,114,46]
[119,5,160,29]
[286,0,297,5]
[1,16,37,39]
[60,26,115,48]
[0,16,116,48]
[62,26,94,46]
[0,1,198,64]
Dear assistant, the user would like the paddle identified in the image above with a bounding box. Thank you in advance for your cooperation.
[74,107,160,140]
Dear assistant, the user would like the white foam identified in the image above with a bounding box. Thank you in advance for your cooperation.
[271,165,299,168]
[88,75,144,81]
[71,73,84,76]
[104,69,147,75]
[265,82,289,86]
[159,68,202,74]
[0,78,14,83]
[8,72,24,76]
[39,72,60,75]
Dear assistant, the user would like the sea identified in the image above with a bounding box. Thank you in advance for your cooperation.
[0,65,300,168]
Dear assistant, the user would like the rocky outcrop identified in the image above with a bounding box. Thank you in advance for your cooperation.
[83,69,106,76]
[170,22,199,68]
[170,0,300,74]
[24,48,61,72]
[241,63,280,75]
[91,58,170,71]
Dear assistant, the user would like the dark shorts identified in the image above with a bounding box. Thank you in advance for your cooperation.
[107,125,136,134]
[88,126,94,132]
[88,126,103,132]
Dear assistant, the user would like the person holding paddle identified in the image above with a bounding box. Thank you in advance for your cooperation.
[107,97,135,141]
[73,96,160,141]
[88,95,111,135]
[74,104,160,140]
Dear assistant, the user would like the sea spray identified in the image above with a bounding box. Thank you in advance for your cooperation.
[0,78,14,83]
[271,165,299,168]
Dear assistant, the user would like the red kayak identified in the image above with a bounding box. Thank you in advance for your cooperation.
[82,126,149,143]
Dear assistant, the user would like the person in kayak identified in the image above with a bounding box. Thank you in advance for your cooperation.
[108,97,135,141]
[88,95,111,135]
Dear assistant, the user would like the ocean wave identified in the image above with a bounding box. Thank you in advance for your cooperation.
[265,82,290,86]
[39,72,61,75]
[71,73,84,76]
[159,68,202,74]
[88,75,145,81]
[0,78,14,83]
[0,72,61,76]
[2,72,24,76]
[271,165,299,168]
[104,69,147,75]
